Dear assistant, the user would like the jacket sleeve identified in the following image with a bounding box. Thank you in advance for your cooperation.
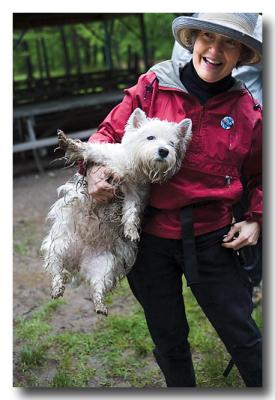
[242,115,263,227]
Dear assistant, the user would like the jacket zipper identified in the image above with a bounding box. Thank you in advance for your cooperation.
[144,77,158,100]
[224,175,233,186]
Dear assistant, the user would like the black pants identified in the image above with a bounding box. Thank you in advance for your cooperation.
[127,226,262,387]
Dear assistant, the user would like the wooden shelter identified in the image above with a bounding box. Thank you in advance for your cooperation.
[13,13,150,173]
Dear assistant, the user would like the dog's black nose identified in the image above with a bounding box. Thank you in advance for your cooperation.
[158,148,169,158]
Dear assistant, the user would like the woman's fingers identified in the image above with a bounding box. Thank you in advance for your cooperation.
[86,165,120,203]
[222,221,260,250]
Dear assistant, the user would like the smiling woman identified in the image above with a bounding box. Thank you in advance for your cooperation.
[82,12,262,388]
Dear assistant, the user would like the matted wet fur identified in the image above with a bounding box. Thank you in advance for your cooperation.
[41,108,192,315]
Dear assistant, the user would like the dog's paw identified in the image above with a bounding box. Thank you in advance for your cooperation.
[124,225,140,241]
[51,285,65,299]
[95,305,108,316]
[51,276,65,299]
[94,302,108,316]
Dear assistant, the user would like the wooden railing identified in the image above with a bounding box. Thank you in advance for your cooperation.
[14,69,140,105]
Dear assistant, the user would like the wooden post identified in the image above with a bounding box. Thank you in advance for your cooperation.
[82,38,91,68]
[139,14,149,71]
[40,37,50,79]
[113,41,121,69]
[22,41,33,83]
[71,27,82,76]
[26,117,44,174]
[35,37,43,79]
[103,20,113,70]
[134,52,139,72]
[93,44,98,68]
[59,26,71,76]
[127,44,132,70]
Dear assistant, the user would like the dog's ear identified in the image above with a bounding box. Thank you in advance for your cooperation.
[127,108,147,129]
[177,118,192,139]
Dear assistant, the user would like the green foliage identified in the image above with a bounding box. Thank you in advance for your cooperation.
[13,14,176,81]
[144,13,175,61]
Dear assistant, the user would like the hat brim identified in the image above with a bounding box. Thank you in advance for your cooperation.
[172,16,262,65]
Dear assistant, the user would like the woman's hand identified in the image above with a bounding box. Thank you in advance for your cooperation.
[222,220,261,251]
[86,165,120,204]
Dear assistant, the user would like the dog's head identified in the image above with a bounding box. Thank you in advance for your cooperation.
[122,108,192,183]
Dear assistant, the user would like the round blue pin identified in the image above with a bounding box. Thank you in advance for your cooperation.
[221,116,234,130]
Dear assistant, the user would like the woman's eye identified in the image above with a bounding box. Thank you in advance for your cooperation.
[225,38,238,48]
[202,31,212,39]
[147,136,156,140]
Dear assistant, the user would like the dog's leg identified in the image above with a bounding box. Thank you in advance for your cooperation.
[57,130,88,164]
[41,235,67,299]
[121,184,149,241]
[80,248,118,316]
[51,273,65,299]
[41,229,77,300]
[57,130,123,170]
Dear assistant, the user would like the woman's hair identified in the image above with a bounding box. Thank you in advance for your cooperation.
[180,29,198,52]
[236,45,256,67]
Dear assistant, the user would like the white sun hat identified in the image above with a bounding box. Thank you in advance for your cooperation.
[172,13,262,65]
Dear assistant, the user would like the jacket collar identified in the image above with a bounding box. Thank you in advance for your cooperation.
[149,60,245,94]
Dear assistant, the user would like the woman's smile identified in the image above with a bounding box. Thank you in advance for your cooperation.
[202,57,223,67]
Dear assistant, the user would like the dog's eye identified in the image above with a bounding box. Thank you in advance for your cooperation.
[147,136,156,141]
[169,141,175,148]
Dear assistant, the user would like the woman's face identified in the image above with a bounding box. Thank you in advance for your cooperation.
[192,31,242,83]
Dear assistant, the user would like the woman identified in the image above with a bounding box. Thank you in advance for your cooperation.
[85,13,262,387]
[171,14,263,104]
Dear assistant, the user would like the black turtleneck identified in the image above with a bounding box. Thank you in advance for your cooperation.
[180,60,236,104]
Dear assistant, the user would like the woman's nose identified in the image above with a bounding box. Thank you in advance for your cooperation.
[209,39,223,55]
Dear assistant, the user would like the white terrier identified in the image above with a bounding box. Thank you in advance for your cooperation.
[41,108,192,315]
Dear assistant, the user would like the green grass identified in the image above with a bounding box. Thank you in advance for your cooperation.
[14,282,162,388]
[14,280,262,388]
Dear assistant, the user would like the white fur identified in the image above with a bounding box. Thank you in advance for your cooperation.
[41,108,192,315]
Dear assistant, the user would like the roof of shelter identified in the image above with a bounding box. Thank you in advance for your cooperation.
[13,13,136,29]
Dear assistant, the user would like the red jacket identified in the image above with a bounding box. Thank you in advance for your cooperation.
[88,61,262,239]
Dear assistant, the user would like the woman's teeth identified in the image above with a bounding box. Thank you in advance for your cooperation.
[203,57,222,66]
